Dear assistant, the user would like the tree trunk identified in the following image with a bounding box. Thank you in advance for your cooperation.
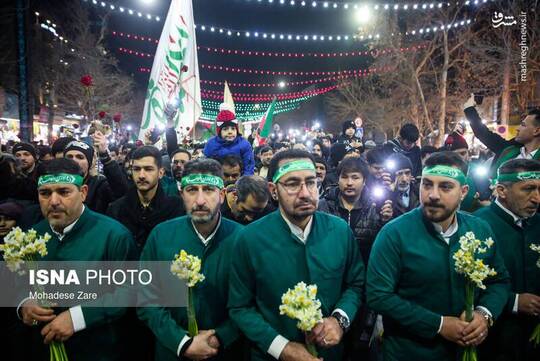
[500,41,512,125]
[413,72,430,133]
[436,31,450,147]
[47,105,55,145]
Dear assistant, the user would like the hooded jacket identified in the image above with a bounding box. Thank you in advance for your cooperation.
[383,138,422,177]
[203,135,255,175]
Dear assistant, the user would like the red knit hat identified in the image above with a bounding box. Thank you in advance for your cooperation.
[444,132,469,151]
[216,103,238,136]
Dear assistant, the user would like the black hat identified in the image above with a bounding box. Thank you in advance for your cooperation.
[342,120,356,135]
[12,142,37,159]
[51,137,75,157]
[64,140,94,165]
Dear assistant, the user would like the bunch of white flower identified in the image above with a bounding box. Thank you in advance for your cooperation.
[279,282,323,332]
[530,244,540,268]
[170,250,205,287]
[453,232,497,290]
[0,227,50,274]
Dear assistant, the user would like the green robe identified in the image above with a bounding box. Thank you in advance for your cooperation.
[30,207,137,361]
[366,208,510,361]
[137,216,243,361]
[161,176,180,198]
[474,202,540,361]
[228,211,365,361]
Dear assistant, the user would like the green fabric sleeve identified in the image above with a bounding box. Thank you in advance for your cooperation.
[366,227,442,339]
[214,318,240,349]
[476,230,511,320]
[136,229,187,356]
[228,232,280,354]
[334,227,365,320]
[81,231,137,329]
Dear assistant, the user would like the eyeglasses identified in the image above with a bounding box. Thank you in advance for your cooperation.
[278,179,318,195]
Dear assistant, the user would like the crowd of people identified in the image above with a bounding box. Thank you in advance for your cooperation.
[0,95,539,361]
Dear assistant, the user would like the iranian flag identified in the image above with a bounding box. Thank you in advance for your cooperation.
[139,0,201,139]
[256,98,277,146]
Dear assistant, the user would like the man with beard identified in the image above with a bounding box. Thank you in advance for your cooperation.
[64,136,127,214]
[161,148,191,198]
[388,153,419,217]
[138,158,243,361]
[474,159,540,361]
[107,146,185,254]
[220,154,243,186]
[19,158,136,360]
[222,175,274,225]
[314,156,331,199]
[256,146,273,179]
[229,149,365,361]
[13,142,38,180]
[367,151,510,361]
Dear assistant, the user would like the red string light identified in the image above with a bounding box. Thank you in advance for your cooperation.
[112,31,159,44]
[118,47,153,58]
[137,67,393,84]
[200,64,377,77]
[111,30,427,59]
[201,85,339,102]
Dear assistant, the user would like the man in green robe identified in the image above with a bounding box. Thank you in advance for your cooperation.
[475,158,540,361]
[228,149,365,361]
[18,158,137,361]
[138,158,242,361]
[367,151,510,361]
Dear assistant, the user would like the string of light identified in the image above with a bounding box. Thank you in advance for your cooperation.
[199,70,389,88]
[197,44,426,58]
[235,0,493,11]
[202,96,318,111]
[201,85,338,102]
[202,85,338,98]
[81,0,161,21]
[200,64,380,77]
[111,31,427,58]
[193,19,473,42]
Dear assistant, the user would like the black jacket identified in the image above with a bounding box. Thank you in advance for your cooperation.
[383,138,422,177]
[318,187,386,265]
[464,106,521,160]
[107,184,185,253]
[86,159,129,214]
[391,183,420,218]
[0,155,37,202]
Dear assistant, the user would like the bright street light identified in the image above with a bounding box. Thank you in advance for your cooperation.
[278,81,286,88]
[355,6,372,24]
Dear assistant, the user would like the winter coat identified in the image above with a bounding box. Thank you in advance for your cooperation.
[318,186,386,265]
[107,184,185,254]
[85,159,129,214]
[203,136,255,175]
[383,138,422,177]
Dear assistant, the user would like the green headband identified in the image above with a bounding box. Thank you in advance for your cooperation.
[497,171,540,183]
[422,165,467,185]
[181,173,224,189]
[272,160,316,183]
[38,173,84,188]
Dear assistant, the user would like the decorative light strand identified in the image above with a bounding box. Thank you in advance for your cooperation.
[202,85,338,98]
[193,19,472,42]
[199,69,390,88]
[81,0,161,21]
[110,31,427,58]
[200,64,379,77]
[119,47,153,58]
[234,0,493,11]
[201,85,338,102]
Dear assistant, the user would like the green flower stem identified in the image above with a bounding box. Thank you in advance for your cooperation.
[530,323,540,347]
[306,340,318,357]
[26,256,69,360]
[187,287,199,337]
[462,281,477,361]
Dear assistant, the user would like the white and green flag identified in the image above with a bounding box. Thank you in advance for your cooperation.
[139,0,201,139]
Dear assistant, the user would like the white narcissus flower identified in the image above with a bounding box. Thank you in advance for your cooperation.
[170,250,205,287]
[453,232,497,290]
[0,228,51,275]
[279,282,323,332]
[530,244,540,268]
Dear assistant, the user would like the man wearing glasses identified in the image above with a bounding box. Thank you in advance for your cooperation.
[229,149,365,361]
